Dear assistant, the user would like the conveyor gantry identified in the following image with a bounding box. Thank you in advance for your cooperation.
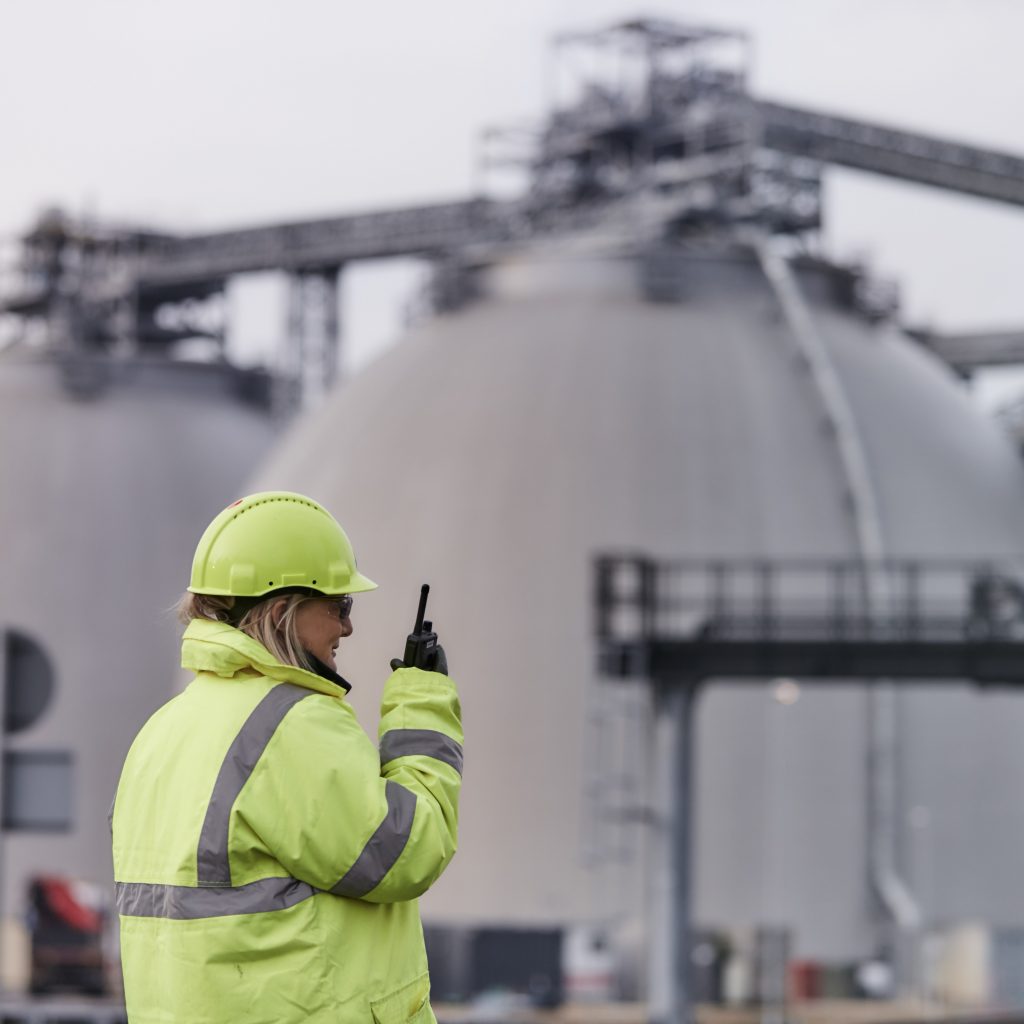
[136,198,516,288]
[10,98,1023,302]
[140,97,1024,289]
[7,15,1024,397]
[761,101,1024,210]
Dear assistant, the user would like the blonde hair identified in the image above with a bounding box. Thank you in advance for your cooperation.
[178,591,315,671]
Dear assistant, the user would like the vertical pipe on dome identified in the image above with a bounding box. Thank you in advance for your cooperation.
[752,235,922,982]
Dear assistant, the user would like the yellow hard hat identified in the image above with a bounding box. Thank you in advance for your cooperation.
[188,491,377,597]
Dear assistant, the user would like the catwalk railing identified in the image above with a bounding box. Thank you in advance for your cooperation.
[595,556,1024,685]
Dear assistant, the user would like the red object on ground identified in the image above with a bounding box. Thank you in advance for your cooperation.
[28,875,107,995]
[789,959,821,1001]
[38,877,101,933]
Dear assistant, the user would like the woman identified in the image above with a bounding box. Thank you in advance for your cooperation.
[111,491,463,1024]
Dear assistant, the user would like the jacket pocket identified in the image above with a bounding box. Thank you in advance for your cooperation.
[370,972,433,1024]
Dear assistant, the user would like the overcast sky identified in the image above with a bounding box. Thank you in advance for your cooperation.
[4,0,1024,390]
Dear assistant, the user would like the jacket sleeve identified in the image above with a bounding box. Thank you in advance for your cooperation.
[237,668,462,903]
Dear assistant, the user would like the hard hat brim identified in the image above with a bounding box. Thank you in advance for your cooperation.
[188,571,378,598]
[320,570,378,596]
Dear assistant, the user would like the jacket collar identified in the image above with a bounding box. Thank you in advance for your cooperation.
[181,618,349,699]
[304,652,352,693]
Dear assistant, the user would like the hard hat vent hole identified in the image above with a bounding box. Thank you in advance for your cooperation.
[268,581,274,586]
[312,579,317,584]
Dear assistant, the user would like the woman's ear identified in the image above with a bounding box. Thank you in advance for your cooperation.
[269,598,289,629]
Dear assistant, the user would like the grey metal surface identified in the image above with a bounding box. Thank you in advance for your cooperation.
[250,242,1024,961]
[0,354,276,917]
[3,752,72,831]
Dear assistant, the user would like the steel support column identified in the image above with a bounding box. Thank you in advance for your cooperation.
[649,680,699,1024]
[271,270,304,418]
[321,267,341,389]
[279,268,343,416]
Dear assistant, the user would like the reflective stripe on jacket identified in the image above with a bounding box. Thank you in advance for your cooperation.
[111,618,463,1024]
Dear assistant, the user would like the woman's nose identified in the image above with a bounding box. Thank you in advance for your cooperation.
[340,617,353,638]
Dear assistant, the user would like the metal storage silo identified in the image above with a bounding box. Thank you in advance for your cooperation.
[0,351,276,981]
[249,238,1024,968]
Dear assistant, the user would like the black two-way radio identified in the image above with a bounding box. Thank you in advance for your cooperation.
[402,583,439,670]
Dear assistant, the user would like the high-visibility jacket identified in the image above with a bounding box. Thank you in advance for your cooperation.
[111,618,463,1024]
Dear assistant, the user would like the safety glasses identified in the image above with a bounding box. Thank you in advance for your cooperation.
[326,594,354,621]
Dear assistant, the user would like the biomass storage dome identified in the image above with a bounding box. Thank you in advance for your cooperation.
[0,355,276,948]
[253,240,1024,961]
